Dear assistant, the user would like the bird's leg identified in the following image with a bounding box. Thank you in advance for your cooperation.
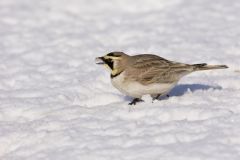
[129,98,143,105]
[153,94,161,100]
[152,94,170,102]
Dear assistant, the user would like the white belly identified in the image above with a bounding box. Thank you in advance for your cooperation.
[111,72,177,98]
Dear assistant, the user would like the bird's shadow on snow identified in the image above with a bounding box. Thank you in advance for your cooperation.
[169,84,222,97]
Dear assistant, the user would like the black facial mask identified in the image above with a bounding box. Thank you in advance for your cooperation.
[102,58,114,70]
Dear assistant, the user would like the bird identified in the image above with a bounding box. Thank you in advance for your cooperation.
[95,52,228,105]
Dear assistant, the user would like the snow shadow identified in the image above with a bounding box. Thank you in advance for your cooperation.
[169,84,222,97]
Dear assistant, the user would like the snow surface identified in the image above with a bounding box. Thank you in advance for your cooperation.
[0,0,240,159]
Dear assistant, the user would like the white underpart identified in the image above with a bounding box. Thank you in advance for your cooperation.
[111,72,177,98]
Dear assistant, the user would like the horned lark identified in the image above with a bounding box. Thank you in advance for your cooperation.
[96,52,228,105]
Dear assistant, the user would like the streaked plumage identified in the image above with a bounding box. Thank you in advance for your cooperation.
[96,52,228,105]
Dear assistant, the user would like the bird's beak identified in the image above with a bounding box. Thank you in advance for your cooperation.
[95,57,105,65]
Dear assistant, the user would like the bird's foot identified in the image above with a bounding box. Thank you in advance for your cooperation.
[129,98,144,105]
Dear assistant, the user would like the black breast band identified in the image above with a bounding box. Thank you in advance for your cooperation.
[111,71,123,78]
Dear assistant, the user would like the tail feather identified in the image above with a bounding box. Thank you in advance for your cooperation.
[193,63,228,71]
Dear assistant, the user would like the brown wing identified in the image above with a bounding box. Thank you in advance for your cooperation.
[125,54,193,85]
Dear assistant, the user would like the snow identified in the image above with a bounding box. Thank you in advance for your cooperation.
[0,0,240,159]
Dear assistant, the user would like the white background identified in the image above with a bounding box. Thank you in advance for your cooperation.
[0,0,240,159]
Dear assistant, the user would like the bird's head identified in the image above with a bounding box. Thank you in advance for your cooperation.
[96,52,129,77]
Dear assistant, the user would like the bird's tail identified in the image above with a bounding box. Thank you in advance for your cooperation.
[192,63,228,71]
